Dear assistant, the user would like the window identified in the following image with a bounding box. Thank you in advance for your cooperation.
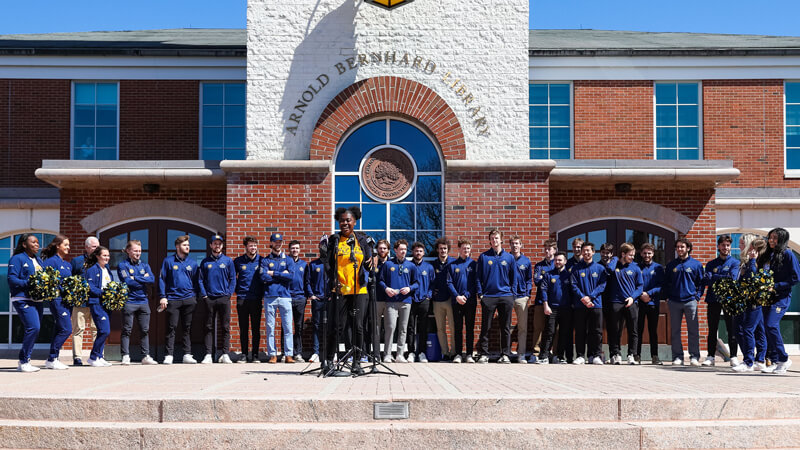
[655,82,701,160]
[785,82,800,171]
[201,83,246,160]
[529,83,571,160]
[72,82,119,160]
[0,232,57,348]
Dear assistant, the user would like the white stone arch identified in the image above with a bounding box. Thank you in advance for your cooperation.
[80,200,225,235]
[550,199,694,236]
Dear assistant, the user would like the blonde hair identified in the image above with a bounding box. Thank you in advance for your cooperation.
[738,233,761,264]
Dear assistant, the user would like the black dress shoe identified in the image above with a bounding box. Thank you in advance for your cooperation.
[351,361,364,375]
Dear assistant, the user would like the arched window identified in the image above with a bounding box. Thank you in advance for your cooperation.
[333,118,443,257]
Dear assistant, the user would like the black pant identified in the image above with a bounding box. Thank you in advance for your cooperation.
[574,306,602,359]
[539,308,560,360]
[166,297,196,356]
[121,302,150,356]
[608,302,639,357]
[556,307,574,362]
[237,299,262,356]
[291,297,307,356]
[406,299,430,355]
[637,301,660,358]
[453,300,476,355]
[707,302,738,358]
[478,296,514,357]
[326,294,368,361]
[204,295,231,354]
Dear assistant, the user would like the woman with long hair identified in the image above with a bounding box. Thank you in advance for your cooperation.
[84,246,114,367]
[41,235,73,370]
[757,228,800,374]
[732,237,767,373]
[7,234,44,372]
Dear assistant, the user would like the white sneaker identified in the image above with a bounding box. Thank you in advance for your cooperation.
[383,355,394,363]
[219,354,233,364]
[121,355,131,366]
[452,354,462,364]
[729,357,740,367]
[701,356,715,366]
[627,355,636,365]
[689,358,701,367]
[761,364,777,374]
[201,354,213,364]
[183,354,198,364]
[141,355,158,365]
[395,354,408,363]
[753,361,767,371]
[773,359,793,374]
[309,353,319,363]
[611,355,621,365]
[88,358,106,367]
[407,353,415,363]
[591,356,604,365]
[476,355,489,364]
[100,358,113,366]
[731,363,753,373]
[17,361,40,372]
[572,356,586,365]
[672,358,683,366]
[418,353,428,363]
[537,357,549,365]
[466,355,476,364]
[45,359,69,370]
[498,355,511,364]
[163,355,174,365]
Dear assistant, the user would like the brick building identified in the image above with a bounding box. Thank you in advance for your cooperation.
[0,2,798,358]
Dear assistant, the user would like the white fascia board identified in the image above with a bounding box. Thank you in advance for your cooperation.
[530,55,800,80]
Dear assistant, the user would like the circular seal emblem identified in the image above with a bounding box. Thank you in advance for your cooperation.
[361,147,415,201]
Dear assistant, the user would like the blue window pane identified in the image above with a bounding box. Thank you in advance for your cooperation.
[96,127,117,147]
[362,204,387,230]
[203,106,223,126]
[96,105,116,126]
[390,120,440,172]
[417,204,442,230]
[74,146,95,161]
[390,231,415,249]
[655,83,676,105]
[551,149,571,160]
[203,127,223,148]
[787,127,800,147]
[656,105,676,126]
[335,176,360,202]
[335,120,386,172]
[74,105,95,126]
[678,105,698,126]
[129,230,148,250]
[224,105,245,126]
[657,148,678,160]
[224,149,246,160]
[416,176,442,203]
[96,84,117,104]
[787,83,800,104]
[225,83,246,104]
[417,232,440,258]
[678,127,698,148]
[108,233,127,251]
[0,267,8,312]
[390,204,414,229]
[187,234,206,251]
[204,149,223,160]
[677,83,698,104]
[550,128,570,148]
[678,148,699,160]
[365,231,385,244]
[529,84,547,104]
[223,127,245,148]
[788,149,800,170]
[95,148,116,160]
[550,106,569,126]
[530,149,548,159]
[73,127,93,148]
[74,83,95,104]
[549,84,570,104]
[203,83,224,104]
[530,128,548,148]
[530,106,548,126]
[787,105,800,126]
[656,127,677,148]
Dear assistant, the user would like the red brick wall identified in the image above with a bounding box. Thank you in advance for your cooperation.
[119,80,199,160]
[0,79,71,187]
[573,80,654,159]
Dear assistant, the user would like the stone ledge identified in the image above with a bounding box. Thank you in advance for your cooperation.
[446,160,556,172]
[220,160,331,173]
[36,160,225,188]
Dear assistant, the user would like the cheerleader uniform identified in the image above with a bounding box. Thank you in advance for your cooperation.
[43,254,73,368]
[84,263,113,366]
[7,252,45,371]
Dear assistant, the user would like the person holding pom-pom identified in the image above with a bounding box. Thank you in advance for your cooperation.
[84,246,114,367]
[41,235,73,370]
[7,234,44,372]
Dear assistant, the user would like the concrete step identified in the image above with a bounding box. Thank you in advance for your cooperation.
[2,394,799,423]
[1,418,799,449]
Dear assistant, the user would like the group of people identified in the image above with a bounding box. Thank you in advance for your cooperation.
[7,205,799,375]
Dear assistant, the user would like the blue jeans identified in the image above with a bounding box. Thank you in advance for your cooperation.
[763,297,790,363]
[264,297,293,356]
[48,298,72,361]
[13,300,43,363]
[311,299,327,354]
[89,303,111,361]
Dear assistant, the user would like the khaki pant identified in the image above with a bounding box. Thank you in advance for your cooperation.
[513,297,530,355]
[530,304,546,354]
[71,306,97,359]
[432,301,454,357]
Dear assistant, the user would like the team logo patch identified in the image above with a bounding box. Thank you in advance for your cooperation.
[722,267,729,272]
[435,269,440,274]
[207,264,213,269]
[22,263,28,268]
[777,307,782,313]
[488,261,493,265]
[455,268,460,273]
[121,273,127,278]
[551,278,557,283]
[686,268,693,273]
[220,264,226,268]
[280,262,286,266]
[129,268,135,274]
[186,266,192,271]
[581,272,586,278]
[269,263,275,268]
[591,272,598,278]
[391,267,396,272]
[713,268,718,273]
[241,265,247,271]
[673,268,678,273]
[403,268,409,273]
[316,267,321,272]
[140,269,145,274]
[173,265,179,270]
[626,270,633,276]
[520,265,526,270]
[422,271,428,276]
[501,261,507,266]
[299,267,304,272]
[651,270,655,275]
[615,268,620,272]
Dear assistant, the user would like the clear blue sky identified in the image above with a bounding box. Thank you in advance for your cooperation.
[0,0,797,37]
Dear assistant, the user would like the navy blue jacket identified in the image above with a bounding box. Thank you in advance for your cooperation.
[117,258,154,304]
[767,249,800,300]
[431,257,456,302]
[637,261,664,306]
[703,255,740,303]
[566,256,582,274]
[532,257,553,304]
[304,258,329,301]
[8,253,45,298]
[664,256,704,303]
[234,253,263,303]
[476,248,515,298]
[610,261,644,304]
[260,251,295,298]
[541,266,571,309]
[372,257,388,302]
[198,253,236,298]
[71,254,88,276]
[159,254,198,300]
[412,260,434,303]
[379,257,418,304]
[569,260,607,309]
[44,255,73,303]
[289,258,308,300]
[447,257,478,302]
[85,263,116,305]
[512,254,534,299]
